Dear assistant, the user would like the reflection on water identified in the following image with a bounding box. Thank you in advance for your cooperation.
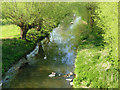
[3,16,83,88]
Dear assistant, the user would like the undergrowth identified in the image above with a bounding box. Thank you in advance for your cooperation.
[73,2,118,88]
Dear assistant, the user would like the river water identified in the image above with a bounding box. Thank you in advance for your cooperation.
[3,16,83,88]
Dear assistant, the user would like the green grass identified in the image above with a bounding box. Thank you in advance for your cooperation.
[73,43,118,88]
[1,24,20,39]
[2,38,35,75]
[1,23,36,76]
[73,2,118,88]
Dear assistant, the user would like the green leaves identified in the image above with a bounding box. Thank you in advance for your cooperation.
[2,2,75,41]
[95,2,118,62]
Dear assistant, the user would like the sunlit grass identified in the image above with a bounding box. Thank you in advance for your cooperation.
[1,24,20,39]
[73,44,118,88]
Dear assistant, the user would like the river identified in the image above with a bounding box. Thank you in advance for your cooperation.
[3,16,84,88]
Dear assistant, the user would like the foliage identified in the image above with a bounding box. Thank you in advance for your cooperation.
[2,2,42,26]
[73,44,118,88]
[2,2,118,88]
[1,22,36,75]
[2,38,35,76]
[2,2,43,40]
[2,2,74,40]
[73,2,118,88]
[1,2,82,76]
[94,2,118,63]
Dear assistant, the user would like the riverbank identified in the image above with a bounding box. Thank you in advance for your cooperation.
[73,43,118,88]
[1,2,118,88]
[1,24,37,76]
[2,40,36,77]
[73,2,118,88]
[2,15,82,88]
[1,14,72,77]
[2,38,36,76]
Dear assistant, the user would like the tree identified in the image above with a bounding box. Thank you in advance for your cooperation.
[2,2,43,40]
[2,2,74,41]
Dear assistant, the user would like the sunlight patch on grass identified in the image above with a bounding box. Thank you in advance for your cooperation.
[1,25,20,39]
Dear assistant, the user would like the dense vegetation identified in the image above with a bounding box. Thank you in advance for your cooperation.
[2,39,35,75]
[73,2,118,88]
[1,20,36,76]
[1,2,118,88]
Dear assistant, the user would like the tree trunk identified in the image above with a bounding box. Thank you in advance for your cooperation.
[37,42,45,57]
[20,28,28,40]
[38,43,44,53]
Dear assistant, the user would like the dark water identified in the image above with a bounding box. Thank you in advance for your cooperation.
[3,16,84,88]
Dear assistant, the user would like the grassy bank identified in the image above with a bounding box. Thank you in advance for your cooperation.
[73,2,118,88]
[73,43,118,88]
[1,24,36,76]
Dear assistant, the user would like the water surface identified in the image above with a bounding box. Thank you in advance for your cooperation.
[3,16,83,88]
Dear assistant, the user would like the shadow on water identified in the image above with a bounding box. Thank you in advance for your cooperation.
[3,16,85,88]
